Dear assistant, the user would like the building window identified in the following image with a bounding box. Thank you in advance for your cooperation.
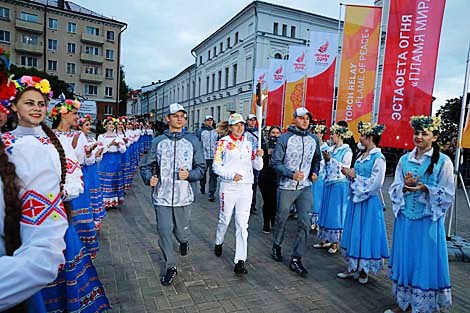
[67,42,76,54]
[104,105,112,115]
[47,60,57,71]
[85,66,99,74]
[213,46,217,57]
[20,12,38,23]
[232,64,237,86]
[274,53,283,59]
[20,56,38,67]
[105,87,113,97]
[227,37,231,49]
[224,67,229,88]
[48,39,58,50]
[218,70,222,90]
[85,84,98,95]
[86,26,99,36]
[235,32,239,44]
[199,56,202,65]
[66,63,76,74]
[0,30,10,43]
[220,42,223,53]
[105,49,114,60]
[208,50,211,60]
[22,34,38,45]
[86,46,100,55]
[48,18,58,30]
[282,24,287,36]
[216,106,221,121]
[105,68,113,79]
[182,85,185,101]
[206,76,209,94]
[198,77,201,96]
[0,7,10,19]
[67,22,77,33]
[106,30,115,41]
[273,22,278,35]
[290,26,296,38]
[211,73,215,92]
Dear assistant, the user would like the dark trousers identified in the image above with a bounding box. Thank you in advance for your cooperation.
[251,169,260,210]
[200,159,217,195]
[258,178,277,228]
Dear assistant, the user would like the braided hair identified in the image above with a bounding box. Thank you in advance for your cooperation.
[425,130,441,176]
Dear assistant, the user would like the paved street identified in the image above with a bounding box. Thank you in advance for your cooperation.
[94,175,470,313]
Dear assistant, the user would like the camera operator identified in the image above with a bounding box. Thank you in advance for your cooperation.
[258,126,282,233]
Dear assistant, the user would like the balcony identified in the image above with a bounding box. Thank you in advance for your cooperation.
[80,52,104,64]
[15,18,44,33]
[15,41,43,55]
[80,72,104,83]
[81,33,104,45]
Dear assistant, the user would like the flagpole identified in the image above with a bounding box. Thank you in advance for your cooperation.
[447,41,470,238]
[332,3,344,124]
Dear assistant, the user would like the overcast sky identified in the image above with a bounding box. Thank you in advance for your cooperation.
[76,0,469,111]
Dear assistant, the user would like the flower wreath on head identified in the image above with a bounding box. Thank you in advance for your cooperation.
[78,114,92,125]
[0,49,16,114]
[410,115,441,132]
[103,116,117,126]
[357,121,386,136]
[312,124,327,134]
[118,116,128,124]
[330,123,353,139]
[50,99,80,120]
[14,75,53,100]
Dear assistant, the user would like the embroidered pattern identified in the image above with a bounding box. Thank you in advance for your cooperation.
[21,190,66,225]
[66,158,81,174]
[1,132,17,153]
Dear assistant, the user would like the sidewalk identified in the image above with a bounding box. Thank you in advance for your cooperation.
[93,176,470,313]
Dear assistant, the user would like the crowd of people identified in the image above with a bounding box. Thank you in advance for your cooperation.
[0,45,455,313]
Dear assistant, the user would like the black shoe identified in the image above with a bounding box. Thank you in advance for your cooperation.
[214,244,223,257]
[180,241,189,256]
[200,187,206,194]
[263,225,270,234]
[208,194,215,202]
[161,267,177,286]
[272,245,283,262]
[234,260,248,274]
[289,257,308,277]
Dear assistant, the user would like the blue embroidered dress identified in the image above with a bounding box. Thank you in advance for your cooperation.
[317,144,352,243]
[388,148,454,313]
[311,142,328,225]
[340,148,389,274]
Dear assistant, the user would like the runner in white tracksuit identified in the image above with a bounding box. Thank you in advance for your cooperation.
[212,113,263,274]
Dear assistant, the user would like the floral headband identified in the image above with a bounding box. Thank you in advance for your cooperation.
[14,75,53,99]
[78,114,92,125]
[103,116,117,126]
[312,124,327,134]
[330,124,353,139]
[410,115,441,132]
[50,99,80,120]
[357,121,386,136]
[118,116,128,124]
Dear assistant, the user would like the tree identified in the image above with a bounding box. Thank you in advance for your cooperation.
[436,93,470,135]
[119,65,129,116]
[10,65,74,99]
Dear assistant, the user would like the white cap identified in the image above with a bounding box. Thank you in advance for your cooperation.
[229,113,246,125]
[247,113,257,120]
[168,103,186,115]
[294,107,311,118]
[205,115,213,120]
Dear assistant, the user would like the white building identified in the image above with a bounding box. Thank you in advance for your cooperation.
[138,1,339,130]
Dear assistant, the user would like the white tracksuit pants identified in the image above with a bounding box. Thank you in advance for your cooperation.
[215,182,253,264]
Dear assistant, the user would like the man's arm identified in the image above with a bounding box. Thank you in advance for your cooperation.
[270,134,295,179]
[309,135,321,177]
[140,137,161,185]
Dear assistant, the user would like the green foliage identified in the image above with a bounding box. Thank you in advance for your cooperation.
[10,65,74,99]
[436,93,469,134]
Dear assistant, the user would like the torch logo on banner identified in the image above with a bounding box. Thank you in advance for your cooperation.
[314,41,331,64]
[294,52,306,71]
[257,73,266,84]
[273,66,284,81]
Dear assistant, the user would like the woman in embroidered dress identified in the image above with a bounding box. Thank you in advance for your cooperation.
[116,117,132,191]
[78,115,105,230]
[315,124,353,254]
[97,117,126,208]
[337,122,389,285]
[212,114,263,274]
[385,116,454,313]
[52,100,99,257]
[9,76,110,313]
[310,124,328,232]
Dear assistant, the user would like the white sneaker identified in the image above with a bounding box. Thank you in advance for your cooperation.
[336,272,359,279]
[358,274,368,284]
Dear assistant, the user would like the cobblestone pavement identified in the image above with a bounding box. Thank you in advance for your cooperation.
[94,175,470,313]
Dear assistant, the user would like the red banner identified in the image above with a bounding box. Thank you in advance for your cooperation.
[336,5,382,139]
[265,59,287,126]
[305,31,338,128]
[378,0,446,148]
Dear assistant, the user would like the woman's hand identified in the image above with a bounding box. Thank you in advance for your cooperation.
[256,149,264,157]
[341,167,355,179]
[150,175,159,187]
[404,171,419,187]
[233,173,243,182]
[322,150,331,162]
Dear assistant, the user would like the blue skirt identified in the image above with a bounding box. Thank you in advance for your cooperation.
[340,194,389,274]
[129,143,138,175]
[82,163,105,227]
[41,226,110,313]
[143,134,151,152]
[311,174,324,224]
[99,151,124,207]
[70,181,98,256]
[388,214,452,312]
[138,136,145,154]
[317,180,349,242]
[121,148,132,190]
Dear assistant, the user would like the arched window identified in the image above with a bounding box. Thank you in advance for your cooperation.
[274,53,282,59]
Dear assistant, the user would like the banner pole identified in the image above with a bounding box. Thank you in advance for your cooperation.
[372,2,388,124]
[332,3,344,125]
[447,41,470,238]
